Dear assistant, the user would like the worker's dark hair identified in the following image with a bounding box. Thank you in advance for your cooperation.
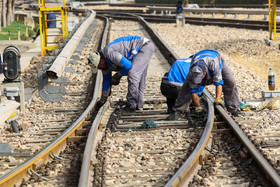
[98,50,104,59]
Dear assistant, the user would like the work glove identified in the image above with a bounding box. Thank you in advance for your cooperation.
[96,95,108,111]
[111,73,122,85]
[214,97,224,107]
[195,106,204,114]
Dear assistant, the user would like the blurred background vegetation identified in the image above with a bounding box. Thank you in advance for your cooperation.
[0,21,39,40]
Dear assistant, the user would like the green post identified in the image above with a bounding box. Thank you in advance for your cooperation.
[26,23,28,37]
[8,30,11,40]
[18,25,20,40]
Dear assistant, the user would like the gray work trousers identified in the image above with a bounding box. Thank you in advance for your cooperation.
[173,62,240,113]
[127,41,154,109]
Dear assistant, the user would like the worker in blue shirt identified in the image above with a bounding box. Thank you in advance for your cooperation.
[168,49,243,120]
[160,58,191,114]
[88,35,154,112]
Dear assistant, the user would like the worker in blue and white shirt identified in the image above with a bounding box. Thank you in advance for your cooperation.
[160,58,191,114]
[168,49,243,120]
[88,35,154,112]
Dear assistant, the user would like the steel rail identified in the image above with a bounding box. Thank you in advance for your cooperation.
[146,6,279,15]
[203,84,280,186]
[165,91,214,187]
[139,14,268,25]
[204,90,280,186]
[78,100,110,187]
[0,10,101,187]
[215,105,280,187]
[78,15,109,187]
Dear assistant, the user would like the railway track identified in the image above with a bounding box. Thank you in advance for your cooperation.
[0,5,279,187]
[78,13,279,186]
[0,10,102,186]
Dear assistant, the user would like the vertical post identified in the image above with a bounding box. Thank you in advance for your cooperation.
[61,9,65,39]
[26,23,28,37]
[32,17,35,30]
[38,0,44,56]
[273,0,277,41]
[269,0,272,40]
[18,25,20,40]
[8,30,11,40]
[64,7,68,37]
[44,12,48,44]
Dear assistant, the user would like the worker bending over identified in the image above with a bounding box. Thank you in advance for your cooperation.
[88,35,154,112]
[168,49,243,120]
[160,58,191,114]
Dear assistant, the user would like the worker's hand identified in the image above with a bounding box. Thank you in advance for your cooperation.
[96,95,108,111]
[195,106,204,114]
[111,73,122,85]
[214,97,224,107]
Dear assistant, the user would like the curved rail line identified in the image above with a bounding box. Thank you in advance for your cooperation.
[0,9,102,187]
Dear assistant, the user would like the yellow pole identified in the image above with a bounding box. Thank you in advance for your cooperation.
[269,0,272,40]
[61,9,65,39]
[38,0,44,56]
[65,8,68,37]
[273,0,277,41]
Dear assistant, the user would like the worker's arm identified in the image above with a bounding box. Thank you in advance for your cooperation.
[216,85,222,98]
[214,85,224,107]
[191,93,200,107]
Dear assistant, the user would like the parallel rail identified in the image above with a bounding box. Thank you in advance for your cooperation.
[0,10,102,187]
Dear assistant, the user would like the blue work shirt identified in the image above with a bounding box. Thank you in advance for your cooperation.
[162,58,191,87]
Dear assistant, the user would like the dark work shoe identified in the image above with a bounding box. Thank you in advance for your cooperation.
[231,110,245,117]
[166,111,184,120]
[167,107,174,114]
[122,105,136,113]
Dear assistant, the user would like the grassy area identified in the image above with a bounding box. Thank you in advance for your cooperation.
[0,21,37,40]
